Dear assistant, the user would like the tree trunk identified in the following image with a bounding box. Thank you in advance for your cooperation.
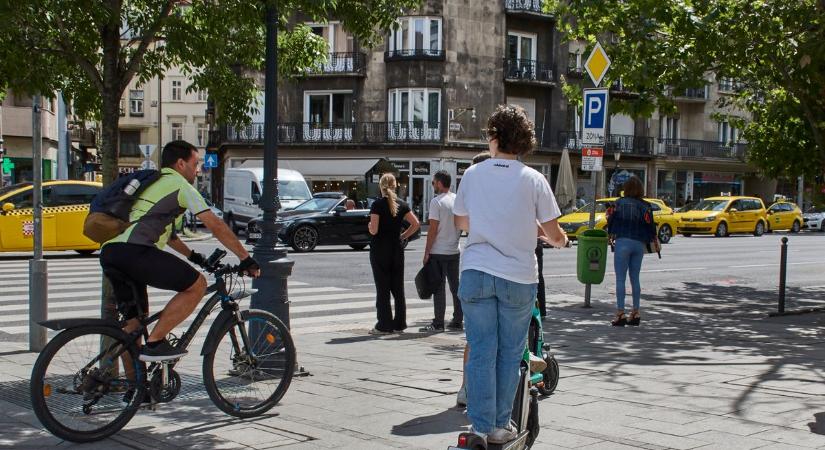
[100,95,121,184]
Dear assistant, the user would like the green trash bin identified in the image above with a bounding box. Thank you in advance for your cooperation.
[577,229,608,284]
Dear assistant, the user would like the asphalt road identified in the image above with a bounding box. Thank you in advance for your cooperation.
[187,229,825,312]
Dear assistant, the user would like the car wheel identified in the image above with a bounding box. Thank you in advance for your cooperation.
[682,233,692,237]
[75,249,96,256]
[290,225,318,252]
[349,244,368,251]
[658,224,672,244]
[753,221,765,237]
[791,220,800,233]
[715,222,728,237]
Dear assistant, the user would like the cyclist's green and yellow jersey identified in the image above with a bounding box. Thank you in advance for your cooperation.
[105,168,209,249]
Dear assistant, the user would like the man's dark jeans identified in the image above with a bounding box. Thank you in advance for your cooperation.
[430,253,462,326]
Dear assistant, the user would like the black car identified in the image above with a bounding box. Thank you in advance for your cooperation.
[246,193,420,252]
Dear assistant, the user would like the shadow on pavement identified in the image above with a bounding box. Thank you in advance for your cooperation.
[391,407,468,436]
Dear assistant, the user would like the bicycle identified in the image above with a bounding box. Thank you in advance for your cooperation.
[29,249,296,443]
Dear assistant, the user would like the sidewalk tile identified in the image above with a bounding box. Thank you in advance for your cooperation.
[687,430,773,449]
[629,430,710,449]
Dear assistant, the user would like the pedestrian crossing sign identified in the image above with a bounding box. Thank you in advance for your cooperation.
[204,153,218,169]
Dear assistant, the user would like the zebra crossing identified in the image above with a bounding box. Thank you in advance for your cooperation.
[0,257,443,341]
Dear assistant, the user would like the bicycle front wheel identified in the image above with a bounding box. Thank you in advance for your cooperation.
[203,309,296,418]
[30,326,145,442]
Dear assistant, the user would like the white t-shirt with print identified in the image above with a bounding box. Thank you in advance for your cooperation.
[453,158,561,284]
[428,192,460,255]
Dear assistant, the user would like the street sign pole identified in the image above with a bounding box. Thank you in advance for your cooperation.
[30,95,47,351]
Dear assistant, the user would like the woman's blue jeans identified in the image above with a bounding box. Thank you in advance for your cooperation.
[614,238,645,310]
[458,269,536,434]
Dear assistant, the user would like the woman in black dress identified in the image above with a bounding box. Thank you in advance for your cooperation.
[368,173,420,334]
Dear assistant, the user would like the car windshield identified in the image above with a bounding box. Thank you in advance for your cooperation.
[0,183,32,197]
[278,180,312,201]
[694,199,729,211]
[577,201,611,213]
[293,197,341,211]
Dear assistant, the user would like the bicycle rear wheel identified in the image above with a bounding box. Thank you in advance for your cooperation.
[203,309,295,418]
[30,326,145,442]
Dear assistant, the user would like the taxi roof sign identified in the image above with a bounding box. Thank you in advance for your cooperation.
[584,41,611,87]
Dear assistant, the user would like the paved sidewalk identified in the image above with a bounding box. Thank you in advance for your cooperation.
[3,289,825,449]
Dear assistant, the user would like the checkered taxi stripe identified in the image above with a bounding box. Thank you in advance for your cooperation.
[5,205,90,216]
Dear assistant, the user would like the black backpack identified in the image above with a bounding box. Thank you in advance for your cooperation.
[83,170,161,243]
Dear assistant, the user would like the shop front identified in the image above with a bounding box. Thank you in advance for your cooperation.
[656,169,743,207]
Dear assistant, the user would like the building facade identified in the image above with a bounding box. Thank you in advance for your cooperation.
[211,0,772,217]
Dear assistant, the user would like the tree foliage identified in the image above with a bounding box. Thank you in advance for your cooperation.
[551,0,825,178]
[0,0,420,184]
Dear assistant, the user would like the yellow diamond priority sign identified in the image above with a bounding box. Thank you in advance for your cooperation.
[584,42,611,87]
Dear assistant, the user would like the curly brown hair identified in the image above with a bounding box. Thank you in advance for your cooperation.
[485,105,536,156]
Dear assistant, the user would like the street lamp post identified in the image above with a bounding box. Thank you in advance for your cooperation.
[250,2,295,327]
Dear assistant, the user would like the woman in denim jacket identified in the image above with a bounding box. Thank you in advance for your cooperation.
[606,176,658,326]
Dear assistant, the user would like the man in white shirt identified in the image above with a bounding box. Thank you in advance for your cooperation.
[420,170,463,332]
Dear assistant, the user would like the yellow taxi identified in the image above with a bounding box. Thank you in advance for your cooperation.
[766,201,804,233]
[0,181,102,253]
[678,196,768,237]
[558,197,680,243]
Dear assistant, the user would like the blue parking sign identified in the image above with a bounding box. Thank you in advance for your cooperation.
[204,152,218,168]
[582,88,609,146]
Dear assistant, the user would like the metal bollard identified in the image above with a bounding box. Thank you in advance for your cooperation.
[778,237,788,314]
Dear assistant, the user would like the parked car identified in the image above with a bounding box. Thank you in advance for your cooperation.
[678,196,768,237]
[557,197,679,244]
[803,209,825,232]
[246,193,420,252]
[0,181,102,254]
[766,201,804,233]
[223,166,312,234]
[184,197,224,227]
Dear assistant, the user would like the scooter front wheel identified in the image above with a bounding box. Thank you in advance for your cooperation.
[537,355,559,396]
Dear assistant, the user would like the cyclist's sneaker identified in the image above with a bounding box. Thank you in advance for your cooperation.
[419,323,445,333]
[529,352,547,373]
[446,321,464,331]
[488,421,518,444]
[139,339,187,362]
[368,327,393,336]
[456,383,467,407]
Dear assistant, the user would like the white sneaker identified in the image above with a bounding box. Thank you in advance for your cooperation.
[529,352,547,373]
[456,384,467,407]
[488,421,518,444]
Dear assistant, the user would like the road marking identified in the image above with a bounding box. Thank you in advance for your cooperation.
[729,261,818,268]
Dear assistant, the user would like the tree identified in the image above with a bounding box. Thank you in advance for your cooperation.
[551,0,825,178]
[0,0,420,185]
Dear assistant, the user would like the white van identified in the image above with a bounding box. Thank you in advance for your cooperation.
[223,167,312,233]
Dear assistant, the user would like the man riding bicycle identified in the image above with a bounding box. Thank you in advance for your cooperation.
[100,140,260,362]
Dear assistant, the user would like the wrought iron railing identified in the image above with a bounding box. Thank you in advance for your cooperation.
[503,59,554,83]
[675,87,708,100]
[657,138,747,160]
[385,49,446,61]
[504,0,548,14]
[305,52,367,75]
[558,131,655,155]
[216,122,442,145]
[69,128,96,146]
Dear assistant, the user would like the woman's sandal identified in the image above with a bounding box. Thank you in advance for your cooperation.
[611,312,627,327]
[628,312,641,326]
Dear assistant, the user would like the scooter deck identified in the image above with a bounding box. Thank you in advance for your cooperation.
[447,431,530,450]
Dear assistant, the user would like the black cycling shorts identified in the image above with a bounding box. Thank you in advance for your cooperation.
[100,243,201,320]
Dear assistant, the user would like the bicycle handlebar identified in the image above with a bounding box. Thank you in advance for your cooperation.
[201,248,252,277]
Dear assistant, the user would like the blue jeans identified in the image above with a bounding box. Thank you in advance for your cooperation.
[614,238,645,310]
[458,269,536,434]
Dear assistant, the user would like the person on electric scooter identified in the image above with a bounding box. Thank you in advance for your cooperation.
[453,106,568,445]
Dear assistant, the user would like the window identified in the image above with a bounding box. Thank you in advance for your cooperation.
[5,189,34,209]
[50,184,101,206]
[197,89,207,102]
[171,80,182,101]
[719,77,740,92]
[568,51,582,70]
[197,123,208,147]
[659,116,679,140]
[388,88,440,125]
[119,98,125,116]
[717,121,738,144]
[171,122,183,141]
[119,130,141,157]
[303,91,353,124]
[507,32,536,62]
[389,17,442,56]
[129,90,144,116]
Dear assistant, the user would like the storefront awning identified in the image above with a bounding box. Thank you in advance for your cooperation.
[279,158,380,181]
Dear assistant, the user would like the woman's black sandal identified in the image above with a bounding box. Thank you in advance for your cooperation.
[628,313,641,326]
[611,312,627,327]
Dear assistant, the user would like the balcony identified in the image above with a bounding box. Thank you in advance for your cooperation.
[70,128,96,147]
[504,0,552,17]
[657,139,747,160]
[384,49,445,62]
[503,59,555,85]
[305,52,367,76]
[558,131,655,156]
[673,87,708,102]
[216,122,443,146]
